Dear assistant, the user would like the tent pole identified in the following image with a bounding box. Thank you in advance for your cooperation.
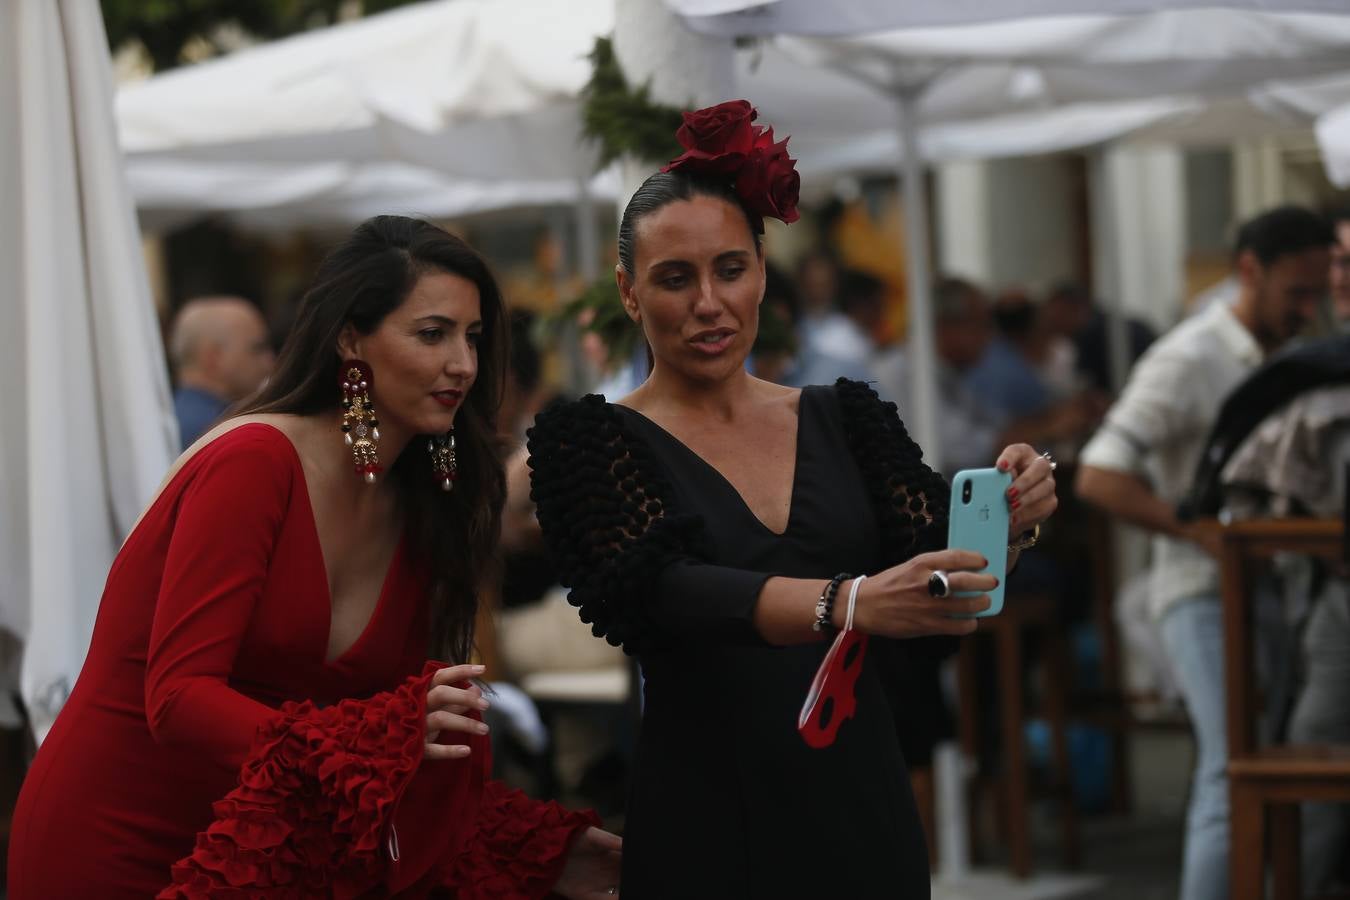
[896,88,941,468]
[575,172,600,283]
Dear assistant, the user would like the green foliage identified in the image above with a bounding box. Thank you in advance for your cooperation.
[581,37,684,167]
[101,0,420,71]
[552,275,641,373]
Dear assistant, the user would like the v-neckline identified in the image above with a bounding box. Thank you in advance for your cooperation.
[250,423,404,668]
[614,387,809,538]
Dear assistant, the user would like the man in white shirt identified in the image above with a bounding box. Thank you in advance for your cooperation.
[1076,206,1334,900]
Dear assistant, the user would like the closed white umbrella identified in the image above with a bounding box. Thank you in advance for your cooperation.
[0,0,178,740]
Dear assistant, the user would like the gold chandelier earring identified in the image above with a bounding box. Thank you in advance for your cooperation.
[429,429,457,492]
[339,360,381,484]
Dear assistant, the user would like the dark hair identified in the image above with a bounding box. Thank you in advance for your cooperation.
[235,215,508,664]
[618,170,762,276]
[992,290,1037,340]
[837,269,884,317]
[508,309,542,394]
[933,276,984,323]
[1328,207,1350,230]
[763,260,801,324]
[1233,205,1335,266]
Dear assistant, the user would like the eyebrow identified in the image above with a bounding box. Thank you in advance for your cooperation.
[415,314,483,329]
[647,249,753,271]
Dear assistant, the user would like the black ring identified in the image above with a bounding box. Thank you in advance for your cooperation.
[927,570,951,598]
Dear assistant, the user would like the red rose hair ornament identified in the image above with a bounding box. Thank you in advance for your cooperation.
[661,99,801,227]
[798,575,869,748]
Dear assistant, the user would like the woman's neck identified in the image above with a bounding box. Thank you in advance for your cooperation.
[628,361,762,422]
[306,407,413,501]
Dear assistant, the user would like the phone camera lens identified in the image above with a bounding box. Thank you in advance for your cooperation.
[962,481,973,504]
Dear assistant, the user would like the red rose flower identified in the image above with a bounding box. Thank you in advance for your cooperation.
[663,99,760,177]
[660,99,801,226]
[676,99,759,156]
[734,127,801,225]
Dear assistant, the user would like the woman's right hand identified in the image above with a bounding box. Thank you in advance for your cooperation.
[424,664,491,760]
[850,549,996,638]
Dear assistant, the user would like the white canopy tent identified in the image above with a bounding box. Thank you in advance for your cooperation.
[715,7,1350,467]
[128,159,622,233]
[1317,102,1350,187]
[0,0,178,739]
[117,0,611,181]
[665,0,1350,36]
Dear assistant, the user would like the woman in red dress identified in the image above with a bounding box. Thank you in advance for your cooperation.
[8,216,621,899]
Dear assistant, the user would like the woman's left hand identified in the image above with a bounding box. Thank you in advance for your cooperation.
[996,443,1058,538]
[554,827,623,899]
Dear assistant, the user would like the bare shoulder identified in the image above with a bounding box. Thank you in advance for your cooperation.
[749,376,801,418]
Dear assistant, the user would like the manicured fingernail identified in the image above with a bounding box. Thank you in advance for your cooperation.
[477,722,490,734]
[998,461,1010,471]
[478,699,490,710]
[471,665,486,673]
[1007,488,1019,499]
[1011,500,1021,510]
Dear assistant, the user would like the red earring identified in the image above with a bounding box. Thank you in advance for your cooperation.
[339,360,382,484]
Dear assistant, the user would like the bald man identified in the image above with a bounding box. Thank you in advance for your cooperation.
[169,297,274,448]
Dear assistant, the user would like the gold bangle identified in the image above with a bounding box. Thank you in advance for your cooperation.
[1008,523,1040,552]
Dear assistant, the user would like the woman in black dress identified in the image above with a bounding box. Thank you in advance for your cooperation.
[527,101,1057,898]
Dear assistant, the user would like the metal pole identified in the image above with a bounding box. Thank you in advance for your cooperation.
[897,89,941,468]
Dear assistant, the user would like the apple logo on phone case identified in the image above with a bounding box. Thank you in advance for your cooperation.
[978,504,990,522]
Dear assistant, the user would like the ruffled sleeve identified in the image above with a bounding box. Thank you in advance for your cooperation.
[834,378,957,766]
[158,662,485,899]
[437,781,601,899]
[832,378,950,564]
[527,394,773,653]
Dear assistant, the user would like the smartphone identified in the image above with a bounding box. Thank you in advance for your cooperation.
[945,467,1012,617]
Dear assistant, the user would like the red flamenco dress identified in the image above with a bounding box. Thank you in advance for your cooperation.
[7,424,597,898]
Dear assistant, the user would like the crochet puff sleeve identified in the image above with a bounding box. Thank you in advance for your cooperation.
[159,662,598,899]
[833,378,950,564]
[834,378,958,670]
[527,394,772,654]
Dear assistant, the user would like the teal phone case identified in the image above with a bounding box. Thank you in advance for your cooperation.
[946,468,1012,617]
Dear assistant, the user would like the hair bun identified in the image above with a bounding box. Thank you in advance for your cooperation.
[660,99,800,226]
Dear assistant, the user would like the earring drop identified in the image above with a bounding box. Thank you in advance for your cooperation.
[339,360,381,484]
[429,430,457,492]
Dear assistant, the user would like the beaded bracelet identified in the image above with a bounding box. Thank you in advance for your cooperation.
[812,572,852,633]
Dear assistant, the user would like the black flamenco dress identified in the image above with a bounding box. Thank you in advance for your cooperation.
[527,379,956,899]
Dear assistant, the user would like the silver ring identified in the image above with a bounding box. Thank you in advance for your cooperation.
[608,889,618,896]
[928,570,951,598]
[1039,450,1058,471]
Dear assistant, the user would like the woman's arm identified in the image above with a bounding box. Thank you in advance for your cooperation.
[144,432,294,772]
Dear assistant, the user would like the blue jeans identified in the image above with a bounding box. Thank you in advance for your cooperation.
[1161,598,1231,900]
[1160,593,1292,900]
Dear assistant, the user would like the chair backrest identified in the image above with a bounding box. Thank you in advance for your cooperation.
[1215,518,1343,758]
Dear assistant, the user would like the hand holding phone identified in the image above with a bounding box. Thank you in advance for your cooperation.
[946,468,1012,617]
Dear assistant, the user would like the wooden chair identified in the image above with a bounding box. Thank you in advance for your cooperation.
[957,591,1080,878]
[1214,518,1350,900]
